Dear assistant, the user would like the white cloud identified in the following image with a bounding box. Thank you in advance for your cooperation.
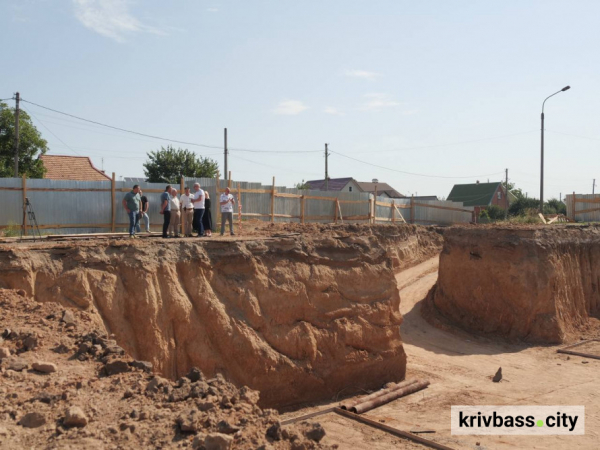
[359,93,400,111]
[207,8,219,12]
[345,70,381,80]
[324,107,344,116]
[72,0,166,43]
[274,100,309,115]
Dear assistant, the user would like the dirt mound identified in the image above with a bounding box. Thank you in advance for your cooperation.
[0,289,336,449]
[0,224,441,408]
[423,225,600,343]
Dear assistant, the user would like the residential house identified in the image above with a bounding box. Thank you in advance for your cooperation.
[446,181,509,216]
[305,177,404,197]
[40,155,111,182]
[305,177,362,193]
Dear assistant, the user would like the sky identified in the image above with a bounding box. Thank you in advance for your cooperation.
[2,0,599,199]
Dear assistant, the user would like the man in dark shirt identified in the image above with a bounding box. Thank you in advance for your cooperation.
[137,190,150,233]
[160,185,172,238]
[122,185,142,239]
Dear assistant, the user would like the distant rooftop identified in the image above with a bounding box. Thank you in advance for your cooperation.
[40,155,111,182]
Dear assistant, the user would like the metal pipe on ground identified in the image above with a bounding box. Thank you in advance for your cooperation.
[334,408,454,450]
[340,379,419,410]
[350,380,430,414]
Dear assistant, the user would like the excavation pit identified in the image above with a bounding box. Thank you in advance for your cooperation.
[0,223,442,408]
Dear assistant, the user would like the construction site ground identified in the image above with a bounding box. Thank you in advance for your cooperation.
[283,257,600,450]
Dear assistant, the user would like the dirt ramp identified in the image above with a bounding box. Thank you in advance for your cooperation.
[0,225,439,408]
[424,225,600,343]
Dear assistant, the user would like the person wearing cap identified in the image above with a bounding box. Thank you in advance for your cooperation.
[219,187,235,236]
[180,186,194,237]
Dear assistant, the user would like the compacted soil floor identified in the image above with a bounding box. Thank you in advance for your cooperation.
[283,257,600,450]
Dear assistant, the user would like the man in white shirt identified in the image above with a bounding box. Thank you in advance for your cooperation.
[180,186,194,237]
[220,187,235,236]
[191,182,206,237]
[168,188,181,237]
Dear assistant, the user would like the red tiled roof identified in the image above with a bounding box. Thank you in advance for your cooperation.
[40,155,111,181]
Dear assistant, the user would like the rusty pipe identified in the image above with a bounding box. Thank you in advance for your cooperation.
[350,380,430,414]
[339,379,419,410]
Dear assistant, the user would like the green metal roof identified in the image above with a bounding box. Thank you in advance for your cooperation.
[447,182,502,206]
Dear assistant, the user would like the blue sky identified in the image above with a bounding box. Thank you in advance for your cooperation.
[2,0,599,199]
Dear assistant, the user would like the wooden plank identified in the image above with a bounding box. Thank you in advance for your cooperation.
[228,171,232,188]
[301,195,305,224]
[391,200,395,223]
[547,216,559,224]
[273,214,300,219]
[22,175,27,236]
[572,191,576,221]
[238,182,242,234]
[304,215,336,221]
[376,201,393,207]
[304,195,337,202]
[274,192,303,198]
[573,197,600,203]
[393,204,407,224]
[344,215,370,221]
[337,199,343,223]
[240,213,271,217]
[414,203,472,213]
[111,172,116,232]
[334,199,339,224]
[270,177,276,223]
[338,199,369,204]
[574,207,600,215]
[222,188,271,194]
[0,187,111,192]
[118,188,164,193]
[369,198,374,224]
[13,223,113,230]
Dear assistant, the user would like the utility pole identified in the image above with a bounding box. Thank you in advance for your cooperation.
[504,168,509,220]
[224,128,228,183]
[324,143,329,191]
[13,92,20,177]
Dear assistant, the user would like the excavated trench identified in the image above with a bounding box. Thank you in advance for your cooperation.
[424,225,600,343]
[0,224,442,408]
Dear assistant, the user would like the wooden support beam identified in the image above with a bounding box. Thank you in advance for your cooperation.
[334,198,339,224]
[111,172,116,232]
[270,176,275,223]
[22,175,27,236]
[300,195,305,224]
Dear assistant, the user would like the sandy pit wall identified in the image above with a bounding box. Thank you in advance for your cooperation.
[424,225,600,343]
[0,225,441,408]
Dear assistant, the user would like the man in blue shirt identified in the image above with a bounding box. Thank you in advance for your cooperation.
[160,185,172,238]
[122,185,142,238]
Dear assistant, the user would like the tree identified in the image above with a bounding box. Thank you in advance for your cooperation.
[508,196,540,217]
[544,198,567,215]
[295,179,310,190]
[143,146,219,184]
[485,204,505,220]
[0,102,48,178]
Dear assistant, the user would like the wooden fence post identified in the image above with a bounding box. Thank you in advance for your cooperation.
[334,198,339,224]
[410,195,415,224]
[237,182,242,233]
[228,171,232,189]
[180,176,185,234]
[301,195,305,224]
[391,200,395,223]
[216,172,221,229]
[22,175,27,236]
[572,191,576,221]
[270,177,275,222]
[111,172,116,232]
[368,196,372,224]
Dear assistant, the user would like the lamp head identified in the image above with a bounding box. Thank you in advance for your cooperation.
[562,86,571,91]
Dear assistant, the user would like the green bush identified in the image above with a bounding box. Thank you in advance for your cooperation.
[1,222,21,237]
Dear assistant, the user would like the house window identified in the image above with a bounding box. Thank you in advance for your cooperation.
[349,186,353,192]
[498,192,502,200]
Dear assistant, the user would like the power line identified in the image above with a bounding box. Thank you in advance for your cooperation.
[21,98,320,155]
[23,107,83,157]
[329,150,503,179]
[233,154,322,177]
[346,130,537,154]
[21,98,224,150]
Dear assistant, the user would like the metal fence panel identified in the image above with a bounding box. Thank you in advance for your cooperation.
[566,194,600,222]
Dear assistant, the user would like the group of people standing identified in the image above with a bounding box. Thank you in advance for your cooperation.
[123,183,236,239]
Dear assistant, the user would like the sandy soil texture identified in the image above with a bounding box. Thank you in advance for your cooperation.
[425,225,600,343]
[284,257,600,449]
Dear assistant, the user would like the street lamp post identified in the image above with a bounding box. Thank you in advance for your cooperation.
[541,86,570,212]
